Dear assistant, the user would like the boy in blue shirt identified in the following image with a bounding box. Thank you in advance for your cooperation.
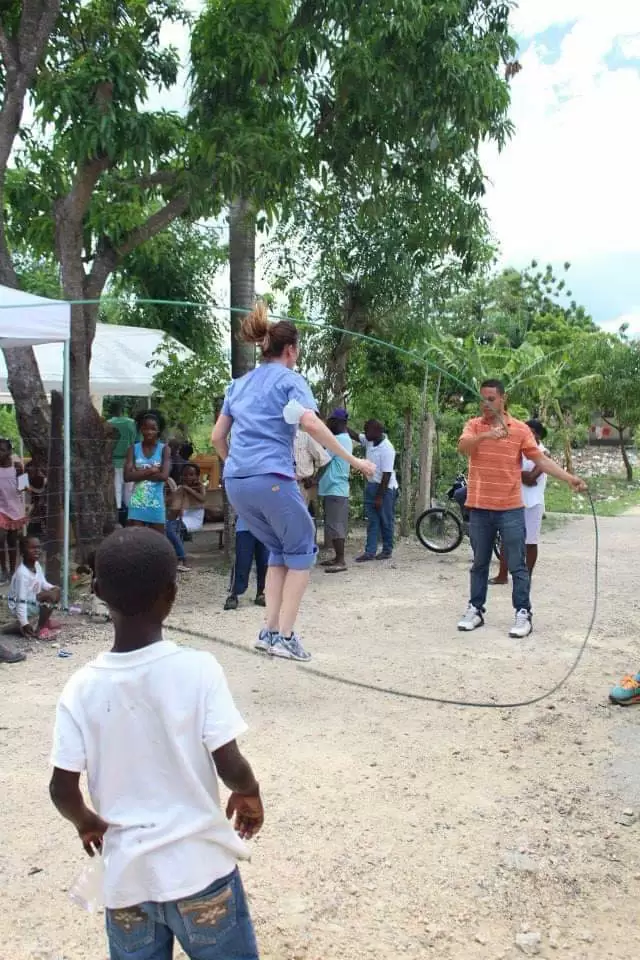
[318,408,353,573]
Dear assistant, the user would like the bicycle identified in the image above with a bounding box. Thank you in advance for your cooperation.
[415,474,501,557]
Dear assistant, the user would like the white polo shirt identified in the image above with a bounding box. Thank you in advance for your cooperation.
[359,434,398,489]
[51,640,249,909]
[521,442,547,509]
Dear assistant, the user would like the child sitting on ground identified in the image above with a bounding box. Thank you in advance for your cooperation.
[49,528,263,960]
[7,535,61,640]
[176,462,206,535]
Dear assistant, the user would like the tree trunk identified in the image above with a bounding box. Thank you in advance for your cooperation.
[229,197,257,379]
[619,429,633,481]
[328,282,369,406]
[415,413,435,518]
[400,408,413,537]
[2,345,51,465]
[46,390,64,586]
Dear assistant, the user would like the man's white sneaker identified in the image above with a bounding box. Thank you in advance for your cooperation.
[457,605,484,632]
[509,609,533,638]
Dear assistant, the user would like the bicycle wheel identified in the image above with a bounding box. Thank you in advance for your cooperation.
[415,508,463,553]
[493,531,502,560]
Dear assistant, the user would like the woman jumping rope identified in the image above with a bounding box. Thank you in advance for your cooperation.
[212,304,375,662]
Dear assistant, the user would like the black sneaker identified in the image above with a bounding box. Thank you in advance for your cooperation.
[254,592,266,607]
[224,594,238,611]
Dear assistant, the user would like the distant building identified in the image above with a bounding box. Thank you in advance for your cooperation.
[589,414,632,446]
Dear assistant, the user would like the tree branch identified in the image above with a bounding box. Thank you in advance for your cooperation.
[113,170,180,191]
[85,193,190,300]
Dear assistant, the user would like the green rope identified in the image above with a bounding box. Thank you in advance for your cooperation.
[0,295,564,402]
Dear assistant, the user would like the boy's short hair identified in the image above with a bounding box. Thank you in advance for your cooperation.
[96,528,177,616]
[181,461,200,477]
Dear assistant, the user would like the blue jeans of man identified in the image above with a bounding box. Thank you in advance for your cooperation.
[105,868,258,960]
[364,483,396,555]
[469,507,530,612]
[230,530,268,596]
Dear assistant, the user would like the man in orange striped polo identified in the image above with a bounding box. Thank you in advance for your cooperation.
[457,379,586,638]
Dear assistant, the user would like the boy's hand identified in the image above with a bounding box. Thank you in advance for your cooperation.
[21,624,36,637]
[77,810,109,856]
[226,791,264,840]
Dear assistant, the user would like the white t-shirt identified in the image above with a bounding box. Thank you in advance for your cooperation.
[359,434,398,488]
[50,640,249,909]
[521,443,547,508]
[8,561,53,625]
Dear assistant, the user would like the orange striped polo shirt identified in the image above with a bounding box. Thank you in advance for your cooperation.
[461,416,541,510]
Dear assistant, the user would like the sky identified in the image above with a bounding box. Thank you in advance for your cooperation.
[482,1,640,333]
[155,1,640,333]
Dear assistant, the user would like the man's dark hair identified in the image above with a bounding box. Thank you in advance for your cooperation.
[480,379,506,395]
[95,528,176,616]
[111,401,124,417]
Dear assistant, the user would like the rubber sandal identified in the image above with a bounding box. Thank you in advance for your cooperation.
[324,564,347,573]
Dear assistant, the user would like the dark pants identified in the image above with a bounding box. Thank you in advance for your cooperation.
[364,483,397,555]
[230,530,268,597]
[469,507,530,612]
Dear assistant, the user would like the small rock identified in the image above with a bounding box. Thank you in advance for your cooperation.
[577,931,595,944]
[475,933,487,945]
[623,808,634,817]
[515,931,542,956]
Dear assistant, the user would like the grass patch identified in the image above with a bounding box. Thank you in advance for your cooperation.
[545,474,640,516]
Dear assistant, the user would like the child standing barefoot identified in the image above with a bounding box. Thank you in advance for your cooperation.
[49,528,263,960]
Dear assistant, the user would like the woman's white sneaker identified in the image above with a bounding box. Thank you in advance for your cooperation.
[457,605,484,632]
[509,609,533,638]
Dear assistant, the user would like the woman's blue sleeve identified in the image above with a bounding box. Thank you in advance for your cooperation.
[221,382,234,417]
[284,372,318,412]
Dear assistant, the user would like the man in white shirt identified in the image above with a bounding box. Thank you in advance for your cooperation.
[490,418,548,584]
[349,419,398,561]
[294,428,331,514]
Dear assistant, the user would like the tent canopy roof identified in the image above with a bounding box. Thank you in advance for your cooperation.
[0,321,190,398]
[0,284,71,346]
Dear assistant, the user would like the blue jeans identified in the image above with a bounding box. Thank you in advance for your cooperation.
[106,868,258,960]
[230,530,268,596]
[364,483,397,555]
[469,508,530,612]
[165,518,186,561]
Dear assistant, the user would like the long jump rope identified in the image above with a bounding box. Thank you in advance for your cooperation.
[0,297,600,708]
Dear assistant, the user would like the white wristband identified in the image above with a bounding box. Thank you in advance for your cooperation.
[283,399,307,425]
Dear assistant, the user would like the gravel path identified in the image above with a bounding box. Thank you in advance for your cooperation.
[1,513,639,960]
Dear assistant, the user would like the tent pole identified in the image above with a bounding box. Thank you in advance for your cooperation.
[62,339,71,610]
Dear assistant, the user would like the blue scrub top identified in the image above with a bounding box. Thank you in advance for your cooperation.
[222,362,317,479]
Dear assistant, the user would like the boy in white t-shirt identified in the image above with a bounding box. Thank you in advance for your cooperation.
[49,528,263,960]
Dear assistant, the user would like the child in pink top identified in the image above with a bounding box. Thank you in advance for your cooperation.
[0,438,26,579]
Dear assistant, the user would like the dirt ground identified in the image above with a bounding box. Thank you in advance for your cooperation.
[1,514,639,960]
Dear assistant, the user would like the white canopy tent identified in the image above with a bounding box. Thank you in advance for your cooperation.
[0,284,72,606]
[0,322,191,401]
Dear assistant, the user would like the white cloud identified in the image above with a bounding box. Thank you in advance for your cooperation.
[600,309,640,336]
[483,2,640,265]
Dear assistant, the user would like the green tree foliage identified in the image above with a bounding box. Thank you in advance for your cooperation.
[105,221,226,353]
[579,337,640,480]
[150,335,229,431]
[0,0,222,550]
